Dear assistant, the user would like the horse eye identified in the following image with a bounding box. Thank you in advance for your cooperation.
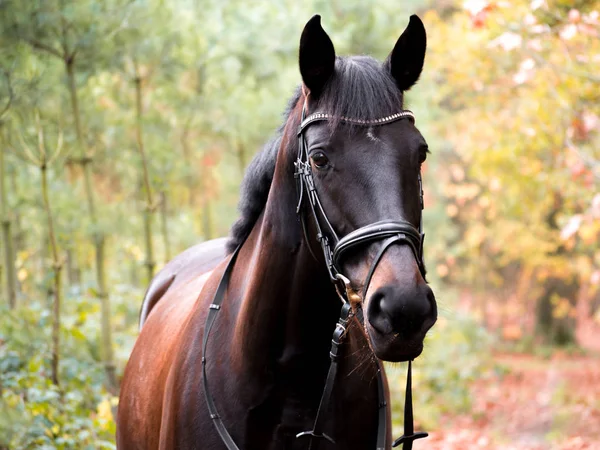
[310,151,329,169]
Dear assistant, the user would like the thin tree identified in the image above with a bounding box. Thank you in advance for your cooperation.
[116,2,182,278]
[129,60,157,284]
[18,113,65,385]
[159,191,171,262]
[7,3,118,388]
[0,70,17,309]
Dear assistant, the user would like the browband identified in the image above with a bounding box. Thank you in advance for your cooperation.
[299,110,415,133]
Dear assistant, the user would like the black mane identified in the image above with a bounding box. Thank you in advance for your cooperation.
[226,56,404,252]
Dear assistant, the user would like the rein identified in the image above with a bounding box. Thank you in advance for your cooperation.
[201,101,428,449]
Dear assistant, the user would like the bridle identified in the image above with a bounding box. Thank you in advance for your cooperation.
[294,102,426,293]
[202,95,429,450]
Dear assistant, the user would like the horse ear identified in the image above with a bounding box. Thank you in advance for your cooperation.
[299,15,336,96]
[384,15,427,91]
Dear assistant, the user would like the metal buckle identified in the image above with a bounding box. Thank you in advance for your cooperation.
[334,274,361,307]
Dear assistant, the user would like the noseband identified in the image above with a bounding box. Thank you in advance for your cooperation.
[202,101,428,450]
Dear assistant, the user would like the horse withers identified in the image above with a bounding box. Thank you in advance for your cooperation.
[117,14,436,450]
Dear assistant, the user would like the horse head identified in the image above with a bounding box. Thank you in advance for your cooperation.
[295,15,437,363]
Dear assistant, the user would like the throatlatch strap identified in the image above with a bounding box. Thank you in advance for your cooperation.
[202,245,243,450]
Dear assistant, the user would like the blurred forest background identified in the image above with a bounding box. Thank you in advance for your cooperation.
[0,0,598,449]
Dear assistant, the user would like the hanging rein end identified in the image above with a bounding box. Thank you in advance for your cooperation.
[392,432,428,449]
[392,360,429,449]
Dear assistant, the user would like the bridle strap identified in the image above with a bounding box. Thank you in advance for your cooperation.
[201,244,243,450]
[295,109,425,283]
[393,360,428,449]
[362,234,406,300]
[375,359,387,450]
[333,220,425,285]
[298,292,392,450]
[299,111,415,130]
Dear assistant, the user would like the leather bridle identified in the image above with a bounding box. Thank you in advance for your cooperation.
[294,106,426,291]
[201,98,429,450]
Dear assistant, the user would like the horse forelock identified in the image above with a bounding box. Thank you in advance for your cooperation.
[317,56,405,131]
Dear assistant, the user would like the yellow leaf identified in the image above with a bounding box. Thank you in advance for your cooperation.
[97,398,114,423]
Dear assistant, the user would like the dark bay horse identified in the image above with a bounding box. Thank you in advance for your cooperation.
[117,14,436,450]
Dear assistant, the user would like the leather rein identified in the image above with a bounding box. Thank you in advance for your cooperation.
[201,100,428,449]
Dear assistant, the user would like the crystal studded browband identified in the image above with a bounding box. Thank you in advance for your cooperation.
[299,110,415,131]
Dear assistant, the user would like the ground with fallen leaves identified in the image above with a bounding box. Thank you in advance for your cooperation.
[423,352,600,450]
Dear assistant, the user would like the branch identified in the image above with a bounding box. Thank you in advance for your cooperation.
[16,128,41,167]
[47,130,64,166]
[35,111,46,162]
[103,5,134,41]
[34,112,66,167]
[0,71,14,120]
[144,38,174,82]
[21,36,64,59]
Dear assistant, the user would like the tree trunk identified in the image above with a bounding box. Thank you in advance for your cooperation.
[95,234,115,387]
[10,168,24,269]
[40,164,62,385]
[535,193,577,346]
[202,199,213,241]
[41,233,52,307]
[65,246,81,286]
[180,122,196,207]
[134,75,156,284]
[159,191,171,262]
[129,259,139,287]
[66,59,116,388]
[536,276,578,345]
[236,139,246,176]
[0,131,17,308]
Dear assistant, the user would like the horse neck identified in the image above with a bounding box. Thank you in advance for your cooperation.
[230,135,342,379]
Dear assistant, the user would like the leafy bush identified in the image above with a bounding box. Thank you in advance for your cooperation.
[0,297,125,449]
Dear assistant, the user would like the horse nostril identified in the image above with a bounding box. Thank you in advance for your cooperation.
[368,285,432,337]
[366,288,394,335]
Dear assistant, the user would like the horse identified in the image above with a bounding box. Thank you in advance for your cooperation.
[117,14,437,450]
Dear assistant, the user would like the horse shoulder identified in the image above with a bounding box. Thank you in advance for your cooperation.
[118,238,230,449]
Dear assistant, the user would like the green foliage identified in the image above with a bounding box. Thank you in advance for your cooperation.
[0,280,140,448]
[0,303,115,448]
